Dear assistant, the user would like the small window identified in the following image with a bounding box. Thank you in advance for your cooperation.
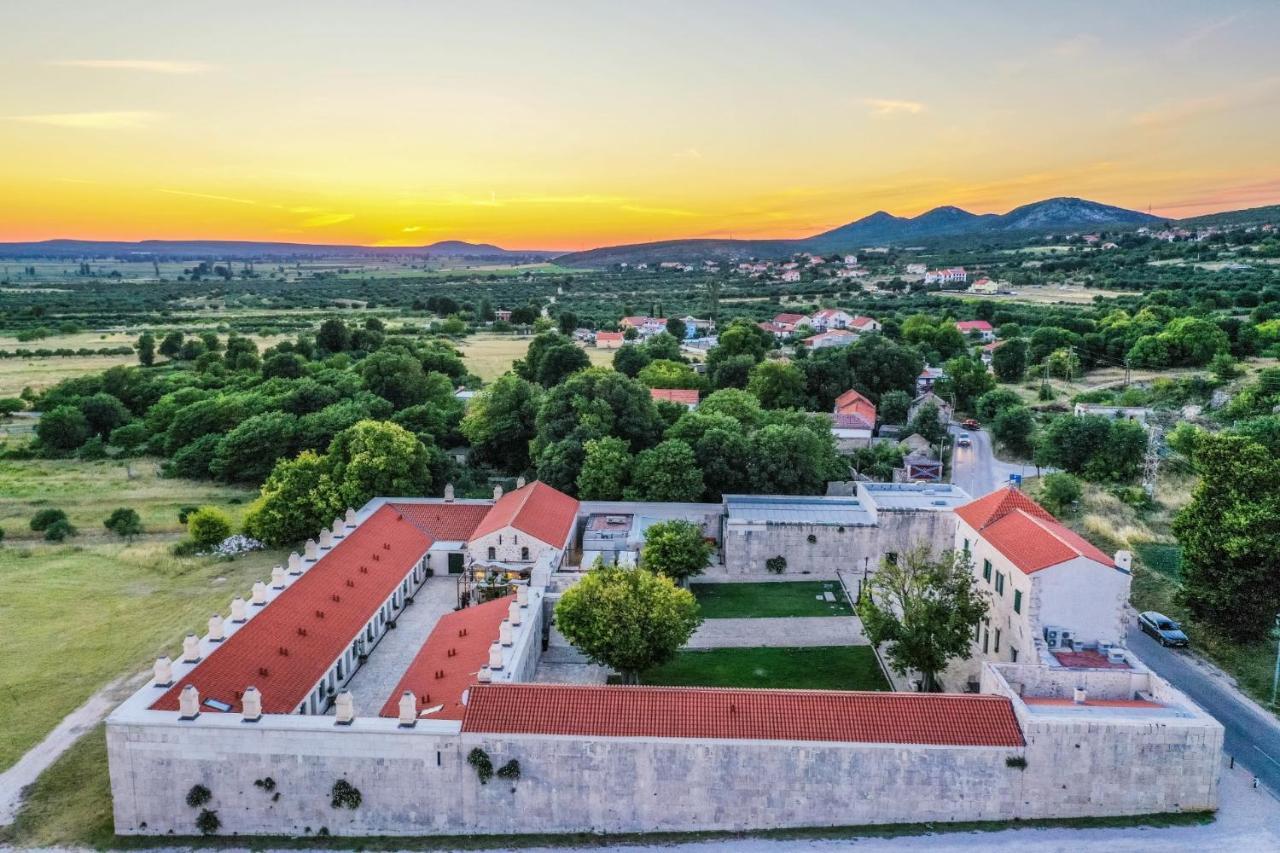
[993,628,1001,654]
[1010,647,1019,663]
[1013,589,1023,614]
[982,559,992,582]
[521,546,530,561]
[982,629,989,654]
[487,546,496,560]
[995,572,1005,596]
[962,538,970,554]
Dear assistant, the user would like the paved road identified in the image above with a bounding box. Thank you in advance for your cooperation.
[1129,623,1280,797]
[948,424,1030,498]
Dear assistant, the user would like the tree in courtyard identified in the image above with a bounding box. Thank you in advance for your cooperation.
[575,436,632,500]
[640,519,712,584]
[136,332,156,367]
[187,506,232,550]
[554,565,702,684]
[460,373,542,474]
[856,544,988,692]
[1174,434,1280,642]
[104,507,144,540]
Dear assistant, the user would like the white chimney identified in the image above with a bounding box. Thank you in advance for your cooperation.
[208,614,225,642]
[398,691,417,726]
[493,484,504,501]
[241,686,262,722]
[153,655,173,687]
[1114,550,1132,572]
[318,529,334,550]
[516,476,527,489]
[1074,687,1088,705]
[271,566,286,589]
[178,684,200,719]
[488,643,504,670]
[334,691,355,725]
[345,507,358,528]
[182,634,201,663]
[230,596,248,623]
[287,552,304,575]
[516,585,530,607]
[477,667,492,683]
[444,483,455,502]
[508,600,523,626]
[251,581,267,606]
[331,517,345,538]
[499,620,514,646]
[304,539,319,561]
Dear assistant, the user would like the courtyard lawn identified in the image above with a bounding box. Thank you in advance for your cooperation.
[0,539,287,772]
[691,581,852,619]
[642,646,888,691]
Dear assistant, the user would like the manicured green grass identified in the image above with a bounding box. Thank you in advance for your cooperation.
[691,581,851,618]
[0,539,286,771]
[642,646,889,691]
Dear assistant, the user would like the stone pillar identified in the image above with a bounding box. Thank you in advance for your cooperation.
[208,614,225,642]
[287,552,304,575]
[516,476,527,489]
[444,483,455,502]
[493,485,504,501]
[331,517,345,539]
[488,643,504,670]
[182,634,201,663]
[334,691,355,725]
[178,684,200,719]
[499,620,514,646]
[319,530,334,550]
[508,599,522,626]
[241,686,262,722]
[304,539,319,561]
[230,596,248,623]
[344,508,357,528]
[271,566,286,589]
[153,656,173,687]
[251,581,267,606]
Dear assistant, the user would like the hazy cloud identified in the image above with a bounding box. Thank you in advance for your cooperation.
[619,204,695,218]
[8,110,160,129]
[159,188,257,206]
[401,225,423,232]
[1178,14,1240,48]
[1052,34,1098,58]
[1133,77,1280,128]
[49,59,213,75]
[672,147,703,160]
[301,213,355,228]
[863,98,925,116]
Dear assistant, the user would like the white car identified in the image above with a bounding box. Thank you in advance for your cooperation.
[957,432,971,448]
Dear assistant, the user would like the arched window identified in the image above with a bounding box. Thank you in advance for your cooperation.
[488,546,496,560]
[521,546,530,561]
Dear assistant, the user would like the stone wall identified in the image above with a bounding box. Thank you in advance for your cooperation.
[723,510,955,575]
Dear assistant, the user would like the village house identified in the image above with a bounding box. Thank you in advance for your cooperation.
[905,263,928,276]
[827,388,877,449]
[924,267,967,285]
[620,316,668,337]
[968,277,1000,295]
[955,319,995,342]
[803,329,856,350]
[780,269,801,282]
[494,309,512,322]
[594,331,625,349]
[917,365,946,394]
[649,388,700,409]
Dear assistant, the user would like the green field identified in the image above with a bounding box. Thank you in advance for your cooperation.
[642,646,888,691]
[691,581,852,618]
[456,332,612,380]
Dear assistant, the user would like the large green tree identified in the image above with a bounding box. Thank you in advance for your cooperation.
[857,544,988,692]
[459,373,542,473]
[554,565,702,684]
[640,519,712,584]
[244,450,343,545]
[625,439,704,502]
[747,360,806,410]
[326,420,436,508]
[576,436,632,500]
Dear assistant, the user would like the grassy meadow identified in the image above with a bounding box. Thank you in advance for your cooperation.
[456,332,613,380]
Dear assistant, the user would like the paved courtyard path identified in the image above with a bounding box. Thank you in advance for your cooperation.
[686,615,868,648]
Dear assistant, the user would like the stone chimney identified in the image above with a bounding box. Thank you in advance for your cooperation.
[1114,550,1132,572]
[516,476,527,489]
[318,529,334,550]
[508,599,523,626]
[334,691,355,725]
[182,634,201,663]
[398,691,417,727]
[493,484,504,501]
[331,517,345,539]
[208,614,225,642]
[230,596,248,623]
[499,620,514,646]
[1074,687,1088,705]
[444,483,455,502]
[516,585,530,607]
[345,507,358,528]
[488,643,504,670]
[271,566,286,589]
[287,552,303,575]
[241,686,262,722]
[477,666,492,683]
[178,684,200,719]
[153,655,173,687]
[251,581,268,606]
[304,539,319,561]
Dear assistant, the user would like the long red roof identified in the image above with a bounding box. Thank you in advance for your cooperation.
[470,481,579,548]
[461,684,1024,747]
[957,486,1113,574]
[379,595,512,720]
[151,506,432,715]
[391,501,491,541]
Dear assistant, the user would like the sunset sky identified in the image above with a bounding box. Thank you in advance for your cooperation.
[2,1,1279,250]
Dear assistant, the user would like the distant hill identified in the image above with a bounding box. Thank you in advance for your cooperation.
[1179,204,1280,228]
[0,238,557,261]
[554,238,800,268]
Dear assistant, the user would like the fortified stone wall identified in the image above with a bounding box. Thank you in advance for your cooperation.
[723,510,955,575]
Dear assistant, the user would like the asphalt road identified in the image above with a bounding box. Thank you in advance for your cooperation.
[948,425,1030,498]
[1128,623,1280,797]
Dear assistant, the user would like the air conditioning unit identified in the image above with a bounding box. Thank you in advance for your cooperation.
[1106,647,1127,665]
[1043,626,1074,650]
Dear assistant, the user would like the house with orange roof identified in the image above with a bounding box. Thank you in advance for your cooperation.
[594,330,625,349]
[955,319,995,342]
[467,480,579,568]
[650,387,699,409]
[955,486,1131,672]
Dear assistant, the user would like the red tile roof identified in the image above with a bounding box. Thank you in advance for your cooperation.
[595,331,624,342]
[834,389,877,424]
[773,313,808,326]
[650,388,700,406]
[461,684,1024,747]
[471,481,579,549]
[850,315,878,329]
[151,506,432,715]
[957,486,1114,574]
[379,595,512,720]
[1051,649,1131,670]
[956,320,994,332]
[391,502,491,541]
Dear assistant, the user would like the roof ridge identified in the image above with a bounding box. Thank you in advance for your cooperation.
[472,683,1011,701]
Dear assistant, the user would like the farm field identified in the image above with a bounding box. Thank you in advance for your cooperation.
[641,646,889,691]
[0,354,137,397]
[938,284,1126,305]
[691,581,852,618]
[456,332,612,380]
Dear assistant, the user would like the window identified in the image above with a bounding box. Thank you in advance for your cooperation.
[487,546,496,560]
[1010,647,1019,663]
[886,552,898,566]
[521,546,530,561]
[982,559,992,582]
[994,572,1005,596]
[962,538,970,555]
[993,628,1001,654]
[982,629,989,654]
[1013,589,1022,614]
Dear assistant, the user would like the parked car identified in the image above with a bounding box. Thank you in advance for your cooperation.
[957,432,971,448]
[1138,611,1189,647]
[962,418,980,430]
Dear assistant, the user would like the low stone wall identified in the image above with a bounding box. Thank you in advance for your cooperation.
[723,511,955,575]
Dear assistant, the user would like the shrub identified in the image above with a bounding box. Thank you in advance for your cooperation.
[187,506,232,550]
[186,784,212,808]
[1006,755,1028,770]
[467,748,494,784]
[30,508,68,532]
[330,779,362,809]
[0,526,6,544]
[177,505,199,525]
[77,436,108,460]
[1038,472,1082,515]
[195,809,220,835]
[104,507,143,539]
[43,519,77,541]
[496,759,521,781]
[766,555,787,575]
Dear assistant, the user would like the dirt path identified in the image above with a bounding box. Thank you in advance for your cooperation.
[0,672,143,825]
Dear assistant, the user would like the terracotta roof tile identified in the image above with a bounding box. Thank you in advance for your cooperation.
[650,388,700,406]
[955,485,1055,530]
[378,595,512,720]
[391,502,491,541]
[956,320,994,332]
[957,487,1114,574]
[461,684,1024,747]
[151,506,431,715]
[470,481,579,549]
